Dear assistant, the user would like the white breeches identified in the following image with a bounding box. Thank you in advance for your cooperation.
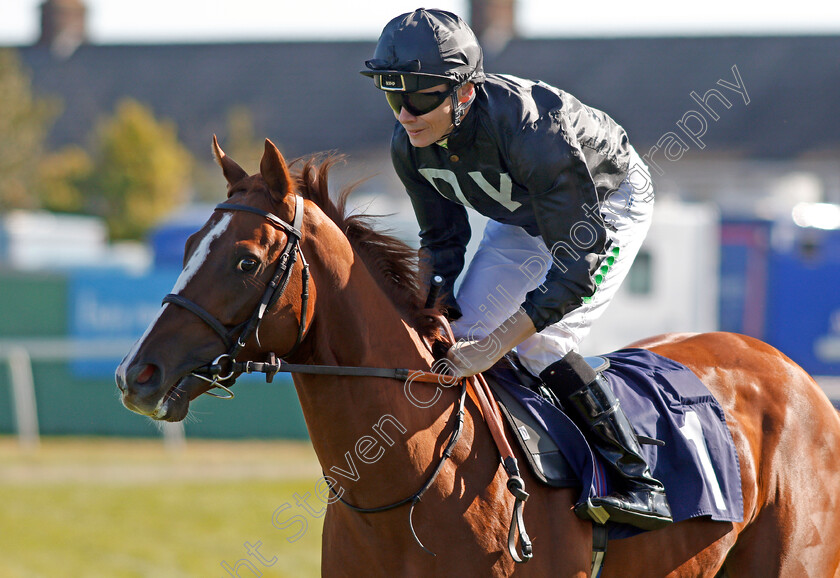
[450,148,655,376]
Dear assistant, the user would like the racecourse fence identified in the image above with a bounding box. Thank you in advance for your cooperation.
[0,270,309,443]
[0,336,308,444]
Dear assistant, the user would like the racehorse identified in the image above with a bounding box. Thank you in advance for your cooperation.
[116,137,840,577]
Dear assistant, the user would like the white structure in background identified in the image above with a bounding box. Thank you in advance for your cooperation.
[0,211,151,273]
[581,200,720,355]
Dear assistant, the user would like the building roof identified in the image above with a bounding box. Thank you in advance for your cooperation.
[16,35,840,161]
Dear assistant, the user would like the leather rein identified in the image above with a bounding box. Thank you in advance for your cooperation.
[160,196,533,563]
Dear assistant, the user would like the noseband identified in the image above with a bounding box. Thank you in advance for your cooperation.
[161,194,310,397]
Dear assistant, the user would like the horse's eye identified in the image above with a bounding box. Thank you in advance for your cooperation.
[237,257,259,272]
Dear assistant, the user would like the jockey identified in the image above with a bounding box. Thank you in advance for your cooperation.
[361,9,671,531]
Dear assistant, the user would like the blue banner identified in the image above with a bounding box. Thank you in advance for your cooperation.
[68,269,180,376]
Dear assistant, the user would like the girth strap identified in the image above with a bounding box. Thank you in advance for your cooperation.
[591,524,608,577]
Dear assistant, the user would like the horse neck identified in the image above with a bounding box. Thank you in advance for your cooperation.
[301,222,432,370]
[291,224,460,494]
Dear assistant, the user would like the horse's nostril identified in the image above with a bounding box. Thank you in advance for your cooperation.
[136,364,156,385]
[124,362,162,394]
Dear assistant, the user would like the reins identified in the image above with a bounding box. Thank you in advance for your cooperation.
[324,381,468,557]
[164,196,533,563]
[434,312,533,564]
[225,312,532,563]
[232,356,457,383]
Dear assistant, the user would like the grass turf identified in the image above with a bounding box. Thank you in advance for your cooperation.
[0,437,325,577]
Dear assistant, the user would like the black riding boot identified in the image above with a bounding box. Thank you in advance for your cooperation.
[541,352,673,531]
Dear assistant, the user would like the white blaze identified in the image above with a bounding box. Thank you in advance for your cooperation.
[116,214,232,379]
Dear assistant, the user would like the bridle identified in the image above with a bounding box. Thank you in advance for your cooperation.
[162,194,310,397]
[158,194,533,563]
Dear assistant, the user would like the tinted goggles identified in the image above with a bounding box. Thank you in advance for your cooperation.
[385,86,456,116]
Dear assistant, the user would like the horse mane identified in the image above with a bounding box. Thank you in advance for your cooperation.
[290,154,440,341]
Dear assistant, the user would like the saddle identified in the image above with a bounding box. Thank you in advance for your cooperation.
[483,349,744,540]
[486,353,606,489]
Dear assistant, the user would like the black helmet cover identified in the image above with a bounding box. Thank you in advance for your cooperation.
[361,8,485,93]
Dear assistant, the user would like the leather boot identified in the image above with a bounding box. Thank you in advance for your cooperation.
[541,353,673,531]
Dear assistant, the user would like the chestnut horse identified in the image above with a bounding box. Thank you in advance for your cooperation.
[116,138,840,577]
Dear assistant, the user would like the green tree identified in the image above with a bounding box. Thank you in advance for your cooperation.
[84,98,193,240]
[0,49,61,210]
[193,106,266,201]
[38,145,93,214]
[225,106,264,174]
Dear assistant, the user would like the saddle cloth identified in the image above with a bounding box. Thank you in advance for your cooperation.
[484,348,744,539]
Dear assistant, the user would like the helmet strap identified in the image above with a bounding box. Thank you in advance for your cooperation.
[451,82,476,127]
[435,83,476,146]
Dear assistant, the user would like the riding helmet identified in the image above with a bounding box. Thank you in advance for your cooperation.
[360,8,485,92]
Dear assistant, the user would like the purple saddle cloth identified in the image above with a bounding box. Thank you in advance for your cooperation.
[486,348,744,539]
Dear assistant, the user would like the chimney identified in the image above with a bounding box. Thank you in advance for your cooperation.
[469,0,516,55]
[37,0,88,58]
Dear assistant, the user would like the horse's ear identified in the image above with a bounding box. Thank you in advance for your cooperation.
[212,135,249,193]
[260,138,293,200]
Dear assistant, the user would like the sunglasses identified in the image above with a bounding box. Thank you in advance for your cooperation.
[385,86,456,116]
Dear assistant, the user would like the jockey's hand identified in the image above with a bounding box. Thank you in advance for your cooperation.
[445,308,537,378]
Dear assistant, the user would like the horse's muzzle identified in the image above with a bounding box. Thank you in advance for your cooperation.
[117,361,164,413]
[116,361,186,421]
